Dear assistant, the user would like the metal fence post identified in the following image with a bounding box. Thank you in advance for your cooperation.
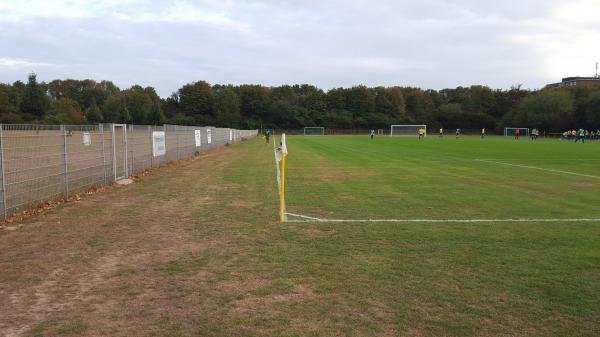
[0,124,7,219]
[100,124,107,185]
[149,126,153,168]
[61,125,69,196]
[124,125,129,178]
[111,124,117,181]
[129,125,134,175]
[177,128,180,159]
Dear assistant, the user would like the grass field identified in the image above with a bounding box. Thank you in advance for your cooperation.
[1,136,599,336]
[283,135,600,221]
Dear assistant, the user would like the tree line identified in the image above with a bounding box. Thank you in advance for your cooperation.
[1,73,599,131]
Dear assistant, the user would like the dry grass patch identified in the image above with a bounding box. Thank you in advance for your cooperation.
[303,228,337,237]
[229,200,260,208]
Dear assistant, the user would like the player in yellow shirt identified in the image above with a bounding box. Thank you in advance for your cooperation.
[418,128,425,141]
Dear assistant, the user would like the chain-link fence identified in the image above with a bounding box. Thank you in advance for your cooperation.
[0,124,258,219]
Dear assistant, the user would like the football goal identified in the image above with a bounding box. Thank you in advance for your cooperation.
[391,125,427,137]
[504,127,530,137]
[304,127,325,136]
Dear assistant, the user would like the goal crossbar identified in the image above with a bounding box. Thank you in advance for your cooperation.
[504,127,530,137]
[304,127,325,136]
[391,125,427,137]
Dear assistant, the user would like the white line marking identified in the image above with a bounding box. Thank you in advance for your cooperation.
[273,134,281,191]
[284,212,600,223]
[476,159,600,180]
[273,134,287,221]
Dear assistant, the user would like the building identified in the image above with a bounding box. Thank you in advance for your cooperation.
[546,76,600,88]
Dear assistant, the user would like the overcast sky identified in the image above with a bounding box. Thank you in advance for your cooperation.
[1,0,599,97]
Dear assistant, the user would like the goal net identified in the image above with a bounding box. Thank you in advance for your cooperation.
[391,125,426,137]
[504,127,530,137]
[304,127,325,136]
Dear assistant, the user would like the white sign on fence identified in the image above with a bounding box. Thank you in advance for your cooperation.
[194,130,201,147]
[207,129,212,144]
[229,130,233,141]
[82,132,91,146]
[152,131,166,157]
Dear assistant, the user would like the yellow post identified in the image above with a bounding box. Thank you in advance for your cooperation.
[279,152,286,223]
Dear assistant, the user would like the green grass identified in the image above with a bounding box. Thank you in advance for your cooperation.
[284,135,600,220]
[3,136,599,336]
[261,135,600,335]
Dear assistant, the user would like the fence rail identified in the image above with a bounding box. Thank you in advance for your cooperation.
[0,124,258,219]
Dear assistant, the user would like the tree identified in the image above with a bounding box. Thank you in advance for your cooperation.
[402,87,434,123]
[178,81,214,125]
[374,87,406,120]
[237,85,270,122]
[326,88,347,111]
[510,89,574,130]
[346,86,375,118]
[145,87,166,125]
[582,90,600,129]
[102,94,131,123]
[20,73,50,119]
[44,97,83,124]
[121,86,153,124]
[85,98,103,123]
[161,94,180,121]
[214,87,241,127]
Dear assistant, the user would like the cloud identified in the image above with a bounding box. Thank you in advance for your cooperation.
[0,57,64,69]
[0,0,599,96]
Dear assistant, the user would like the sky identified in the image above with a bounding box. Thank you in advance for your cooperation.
[1,0,599,97]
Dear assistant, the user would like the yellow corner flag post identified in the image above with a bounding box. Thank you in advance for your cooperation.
[279,134,288,224]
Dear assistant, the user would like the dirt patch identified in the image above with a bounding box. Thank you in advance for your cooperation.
[217,275,271,294]
[229,200,260,208]
[303,228,336,237]
[194,196,213,204]
[318,169,373,182]
[232,284,315,314]
[207,183,241,191]
[0,142,255,337]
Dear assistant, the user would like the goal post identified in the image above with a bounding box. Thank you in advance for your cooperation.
[391,125,427,137]
[504,127,530,137]
[304,127,325,136]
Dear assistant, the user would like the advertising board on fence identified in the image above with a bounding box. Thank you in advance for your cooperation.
[82,132,91,146]
[194,130,201,147]
[152,131,166,157]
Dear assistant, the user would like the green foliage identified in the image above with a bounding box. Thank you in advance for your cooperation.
[213,87,241,127]
[2,73,600,130]
[44,97,83,124]
[237,84,270,121]
[20,73,50,119]
[122,87,154,124]
[582,91,600,127]
[178,81,214,125]
[509,89,574,130]
[85,98,103,123]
